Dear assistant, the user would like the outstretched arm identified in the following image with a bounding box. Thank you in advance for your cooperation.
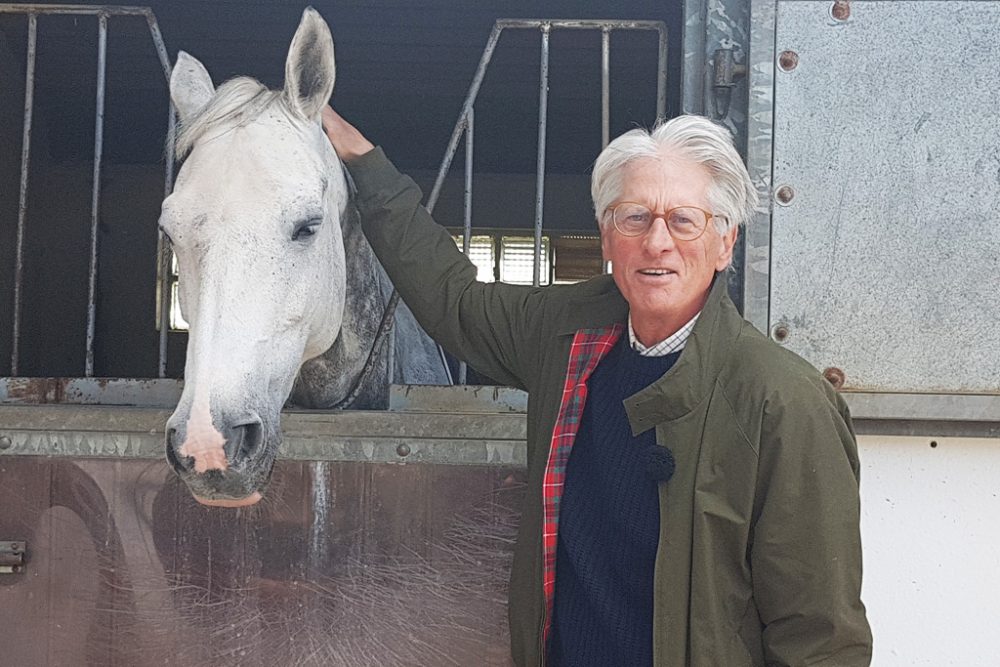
[320,106,545,391]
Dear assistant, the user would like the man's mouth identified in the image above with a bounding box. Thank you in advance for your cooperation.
[638,268,675,276]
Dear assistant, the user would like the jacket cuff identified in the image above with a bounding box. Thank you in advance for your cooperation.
[344,146,413,208]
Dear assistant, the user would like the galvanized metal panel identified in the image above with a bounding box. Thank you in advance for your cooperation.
[769,0,1000,394]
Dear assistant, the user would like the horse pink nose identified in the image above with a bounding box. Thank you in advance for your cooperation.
[166,421,264,474]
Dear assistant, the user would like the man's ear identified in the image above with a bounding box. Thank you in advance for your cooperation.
[170,51,215,122]
[715,225,739,271]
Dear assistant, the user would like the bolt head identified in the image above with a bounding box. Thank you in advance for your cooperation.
[823,367,846,389]
[831,0,851,21]
[396,443,411,458]
[775,185,795,205]
[772,324,790,342]
[778,50,799,71]
[0,436,12,450]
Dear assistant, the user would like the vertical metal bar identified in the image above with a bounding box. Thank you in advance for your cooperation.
[11,13,37,377]
[601,27,611,149]
[533,25,551,288]
[459,109,475,385]
[145,10,176,377]
[158,105,176,377]
[427,23,503,212]
[656,25,668,122]
[85,13,108,377]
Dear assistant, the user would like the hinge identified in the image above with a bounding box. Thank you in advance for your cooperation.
[0,541,26,574]
[711,48,748,120]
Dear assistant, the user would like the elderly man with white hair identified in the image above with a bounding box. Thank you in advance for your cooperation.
[322,107,872,667]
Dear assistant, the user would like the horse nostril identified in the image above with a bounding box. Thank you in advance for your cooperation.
[228,422,264,464]
[165,427,194,473]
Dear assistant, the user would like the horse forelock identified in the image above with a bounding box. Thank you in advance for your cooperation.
[175,77,297,158]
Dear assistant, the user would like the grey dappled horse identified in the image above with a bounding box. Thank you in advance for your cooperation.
[160,8,449,506]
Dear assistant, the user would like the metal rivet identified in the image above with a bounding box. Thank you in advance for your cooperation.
[772,324,790,343]
[823,367,846,390]
[0,436,12,450]
[775,185,795,205]
[395,443,411,458]
[831,0,851,21]
[777,50,799,71]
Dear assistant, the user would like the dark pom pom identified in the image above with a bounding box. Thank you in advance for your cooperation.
[645,445,675,482]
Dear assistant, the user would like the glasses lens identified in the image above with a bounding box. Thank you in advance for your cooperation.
[667,207,708,240]
[613,203,652,236]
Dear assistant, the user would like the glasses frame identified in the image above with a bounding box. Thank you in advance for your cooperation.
[606,202,726,241]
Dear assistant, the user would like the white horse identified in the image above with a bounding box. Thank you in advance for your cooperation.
[161,8,449,507]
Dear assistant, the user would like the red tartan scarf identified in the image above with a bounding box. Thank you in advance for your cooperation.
[541,323,624,642]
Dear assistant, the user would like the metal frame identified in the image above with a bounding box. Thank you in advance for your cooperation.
[0,4,176,378]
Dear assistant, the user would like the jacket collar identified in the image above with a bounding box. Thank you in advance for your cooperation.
[622,274,744,434]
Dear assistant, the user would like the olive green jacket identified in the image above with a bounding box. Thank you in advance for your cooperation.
[348,148,872,667]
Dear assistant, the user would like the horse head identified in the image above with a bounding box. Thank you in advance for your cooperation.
[161,8,345,506]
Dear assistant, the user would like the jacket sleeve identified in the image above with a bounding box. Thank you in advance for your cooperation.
[345,147,544,391]
[751,377,873,666]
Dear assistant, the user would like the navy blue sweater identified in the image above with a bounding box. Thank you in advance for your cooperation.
[548,335,681,666]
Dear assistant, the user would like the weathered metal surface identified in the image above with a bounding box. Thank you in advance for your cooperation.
[0,405,528,464]
[389,384,529,413]
[0,456,521,665]
[743,0,778,329]
[769,1,1000,394]
[0,377,183,406]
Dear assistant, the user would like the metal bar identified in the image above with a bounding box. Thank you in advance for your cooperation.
[496,18,667,31]
[681,0,707,114]
[601,27,610,148]
[85,13,108,377]
[655,24,668,122]
[459,109,475,385]
[158,105,176,377]
[11,13,37,377]
[0,4,152,16]
[427,24,502,212]
[142,11,175,377]
[533,25,551,288]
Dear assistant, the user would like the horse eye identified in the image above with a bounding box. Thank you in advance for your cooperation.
[291,220,321,242]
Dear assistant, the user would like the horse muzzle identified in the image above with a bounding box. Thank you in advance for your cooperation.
[165,417,277,505]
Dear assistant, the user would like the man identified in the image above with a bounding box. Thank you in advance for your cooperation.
[322,106,872,666]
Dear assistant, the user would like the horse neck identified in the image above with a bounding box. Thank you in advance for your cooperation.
[291,202,392,409]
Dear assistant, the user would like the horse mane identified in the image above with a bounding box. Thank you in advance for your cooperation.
[176,77,292,157]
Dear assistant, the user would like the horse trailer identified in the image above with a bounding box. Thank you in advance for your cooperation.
[1,1,998,665]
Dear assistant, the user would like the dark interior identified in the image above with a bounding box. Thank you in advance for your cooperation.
[0,0,682,379]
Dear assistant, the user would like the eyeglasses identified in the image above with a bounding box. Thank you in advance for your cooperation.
[606,202,725,241]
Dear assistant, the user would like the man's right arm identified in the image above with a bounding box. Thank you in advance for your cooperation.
[323,107,543,390]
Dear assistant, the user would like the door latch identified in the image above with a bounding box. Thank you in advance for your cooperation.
[712,48,748,120]
[0,541,25,574]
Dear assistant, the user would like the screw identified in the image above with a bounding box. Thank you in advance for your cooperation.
[395,443,411,458]
[823,367,846,389]
[0,436,11,450]
[12,565,21,574]
[777,50,799,71]
[775,185,795,205]
[772,324,790,342]
[831,0,851,21]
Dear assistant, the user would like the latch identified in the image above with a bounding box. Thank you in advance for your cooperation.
[0,541,25,574]
[711,48,748,120]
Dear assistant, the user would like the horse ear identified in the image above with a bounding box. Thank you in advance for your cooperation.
[284,7,336,121]
[170,52,215,122]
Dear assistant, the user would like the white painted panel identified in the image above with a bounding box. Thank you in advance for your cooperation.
[860,435,1000,665]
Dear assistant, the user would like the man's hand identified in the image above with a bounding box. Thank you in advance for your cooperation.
[322,105,375,163]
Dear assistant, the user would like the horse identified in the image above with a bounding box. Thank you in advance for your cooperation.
[161,8,450,507]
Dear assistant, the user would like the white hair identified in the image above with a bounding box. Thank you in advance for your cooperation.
[590,115,757,234]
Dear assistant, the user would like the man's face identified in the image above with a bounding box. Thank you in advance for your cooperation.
[601,155,738,345]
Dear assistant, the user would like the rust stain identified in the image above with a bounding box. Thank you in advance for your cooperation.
[5,378,71,404]
[831,0,851,21]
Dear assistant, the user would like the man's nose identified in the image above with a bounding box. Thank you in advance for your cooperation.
[642,216,677,251]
